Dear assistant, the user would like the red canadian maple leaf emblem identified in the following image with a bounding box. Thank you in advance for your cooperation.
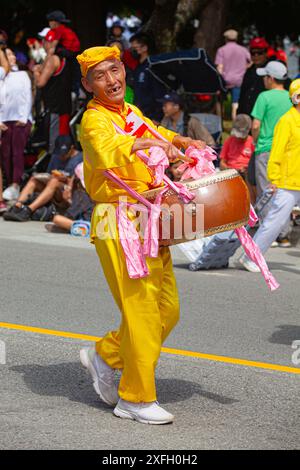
[124,121,134,133]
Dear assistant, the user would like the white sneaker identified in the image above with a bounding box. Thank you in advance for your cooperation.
[3,185,20,201]
[271,241,279,248]
[114,399,174,425]
[239,255,260,273]
[80,347,119,406]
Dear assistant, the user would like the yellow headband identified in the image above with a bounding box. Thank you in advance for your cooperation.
[77,46,121,78]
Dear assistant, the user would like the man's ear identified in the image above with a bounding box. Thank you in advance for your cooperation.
[81,77,93,94]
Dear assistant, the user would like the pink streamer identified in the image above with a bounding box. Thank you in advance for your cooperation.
[235,227,280,291]
[248,205,259,228]
[116,202,149,279]
[148,147,170,186]
[179,146,217,181]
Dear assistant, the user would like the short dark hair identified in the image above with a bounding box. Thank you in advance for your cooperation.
[273,78,287,85]
[129,32,155,55]
[106,39,124,52]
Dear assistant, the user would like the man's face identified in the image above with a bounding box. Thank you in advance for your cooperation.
[60,146,74,161]
[163,101,180,118]
[82,59,126,106]
[251,49,267,66]
[49,21,59,29]
[5,48,16,67]
[263,75,274,89]
[43,39,55,55]
[130,40,148,60]
[112,27,123,38]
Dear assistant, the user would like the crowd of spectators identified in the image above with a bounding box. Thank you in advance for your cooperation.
[0,11,299,251]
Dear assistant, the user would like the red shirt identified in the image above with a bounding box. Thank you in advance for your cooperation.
[220,135,255,170]
[52,25,80,53]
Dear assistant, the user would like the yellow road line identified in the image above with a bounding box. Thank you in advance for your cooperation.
[1,322,300,375]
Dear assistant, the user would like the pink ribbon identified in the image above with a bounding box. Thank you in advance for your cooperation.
[116,201,149,279]
[235,227,280,292]
[248,205,259,228]
[179,146,217,181]
[148,147,170,186]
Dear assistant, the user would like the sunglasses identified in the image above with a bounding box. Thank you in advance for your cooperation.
[250,50,266,56]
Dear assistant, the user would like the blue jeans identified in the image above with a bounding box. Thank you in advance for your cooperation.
[230,87,241,104]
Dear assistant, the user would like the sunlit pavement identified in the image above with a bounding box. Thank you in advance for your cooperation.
[1,219,300,450]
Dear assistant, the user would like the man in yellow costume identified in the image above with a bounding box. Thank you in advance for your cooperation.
[77,46,205,425]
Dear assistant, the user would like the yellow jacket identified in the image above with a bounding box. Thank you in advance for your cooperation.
[80,99,177,204]
[267,107,300,190]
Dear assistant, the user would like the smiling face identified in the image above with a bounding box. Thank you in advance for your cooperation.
[5,48,17,68]
[82,59,126,106]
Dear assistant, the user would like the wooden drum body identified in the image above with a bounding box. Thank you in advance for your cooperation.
[143,169,251,247]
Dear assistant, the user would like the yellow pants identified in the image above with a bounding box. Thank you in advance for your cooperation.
[94,236,180,403]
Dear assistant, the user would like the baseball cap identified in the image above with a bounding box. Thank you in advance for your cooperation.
[46,10,71,24]
[256,61,288,80]
[38,27,51,39]
[161,92,184,107]
[224,29,238,41]
[54,135,73,157]
[250,37,269,50]
[45,30,57,43]
[231,114,252,139]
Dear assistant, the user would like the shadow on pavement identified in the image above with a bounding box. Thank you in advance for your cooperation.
[269,325,300,346]
[10,362,239,408]
[286,251,300,259]
[267,262,300,276]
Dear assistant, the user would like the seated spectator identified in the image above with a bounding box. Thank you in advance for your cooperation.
[220,114,254,177]
[160,92,216,147]
[46,163,94,234]
[166,161,185,182]
[4,135,82,222]
[1,48,32,202]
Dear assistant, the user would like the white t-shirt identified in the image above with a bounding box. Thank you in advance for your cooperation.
[0,66,6,107]
[0,70,33,123]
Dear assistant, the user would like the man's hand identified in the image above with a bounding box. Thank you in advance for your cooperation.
[16,121,27,127]
[173,135,206,151]
[0,122,8,131]
[131,138,181,162]
[269,184,278,194]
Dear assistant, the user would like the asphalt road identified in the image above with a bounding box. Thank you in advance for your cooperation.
[0,219,300,450]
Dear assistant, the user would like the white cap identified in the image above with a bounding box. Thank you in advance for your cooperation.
[38,27,51,39]
[257,61,288,80]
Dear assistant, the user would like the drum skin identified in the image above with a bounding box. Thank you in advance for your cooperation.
[143,170,251,247]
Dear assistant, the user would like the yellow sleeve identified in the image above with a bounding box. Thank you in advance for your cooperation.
[80,109,138,170]
[267,117,291,185]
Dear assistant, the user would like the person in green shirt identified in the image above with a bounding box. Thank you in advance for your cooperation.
[251,61,292,247]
